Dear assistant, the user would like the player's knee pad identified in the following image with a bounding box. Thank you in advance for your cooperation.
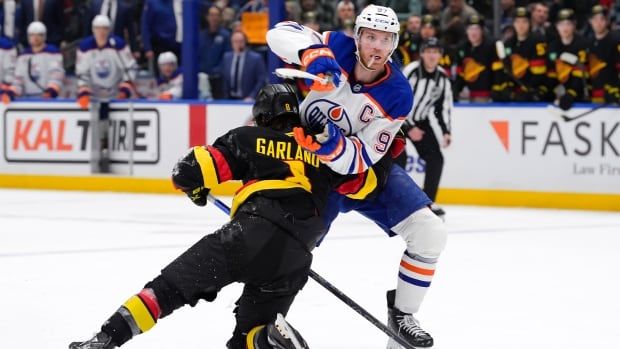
[391,207,447,260]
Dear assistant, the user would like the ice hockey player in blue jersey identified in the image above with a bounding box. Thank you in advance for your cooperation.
[267,5,447,348]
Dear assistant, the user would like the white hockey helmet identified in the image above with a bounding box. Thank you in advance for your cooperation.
[354,5,400,54]
[158,51,178,66]
[27,21,47,36]
[92,14,111,28]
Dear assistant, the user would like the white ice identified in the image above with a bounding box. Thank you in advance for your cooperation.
[1,189,619,349]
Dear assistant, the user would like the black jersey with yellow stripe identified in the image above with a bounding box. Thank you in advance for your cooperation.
[192,125,368,218]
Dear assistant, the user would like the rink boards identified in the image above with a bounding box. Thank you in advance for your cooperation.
[0,100,618,210]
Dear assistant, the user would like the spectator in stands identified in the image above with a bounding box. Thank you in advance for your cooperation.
[333,0,355,31]
[285,0,302,22]
[11,21,63,99]
[87,0,140,60]
[222,31,266,101]
[221,6,237,31]
[530,2,553,41]
[141,0,183,68]
[300,0,333,31]
[301,11,321,32]
[441,0,479,50]
[396,15,423,66]
[0,0,17,40]
[199,5,231,99]
[501,0,516,28]
[547,8,588,110]
[392,0,423,16]
[455,14,506,102]
[19,0,64,46]
[423,0,443,18]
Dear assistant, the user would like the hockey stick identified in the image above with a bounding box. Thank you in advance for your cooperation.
[275,68,330,84]
[547,102,613,122]
[205,194,417,349]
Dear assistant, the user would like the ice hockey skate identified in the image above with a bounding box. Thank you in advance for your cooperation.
[69,331,115,349]
[249,313,310,349]
[387,306,433,348]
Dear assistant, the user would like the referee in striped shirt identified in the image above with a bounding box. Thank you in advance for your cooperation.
[400,37,453,218]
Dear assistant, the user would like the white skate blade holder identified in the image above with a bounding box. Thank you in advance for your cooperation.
[275,313,304,349]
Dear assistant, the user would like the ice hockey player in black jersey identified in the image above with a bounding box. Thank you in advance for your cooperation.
[547,8,588,110]
[455,14,507,102]
[501,7,549,101]
[68,84,343,349]
[587,5,620,104]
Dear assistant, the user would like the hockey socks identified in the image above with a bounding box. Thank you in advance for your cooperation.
[101,288,161,346]
[394,252,436,314]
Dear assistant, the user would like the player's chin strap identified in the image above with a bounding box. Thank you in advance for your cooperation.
[205,194,417,349]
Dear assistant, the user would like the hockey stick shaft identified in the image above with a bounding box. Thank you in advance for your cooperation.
[561,102,611,122]
[205,194,416,349]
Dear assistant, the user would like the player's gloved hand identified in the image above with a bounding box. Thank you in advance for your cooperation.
[172,147,210,207]
[77,90,91,109]
[390,130,406,158]
[293,122,344,160]
[42,87,58,99]
[0,89,15,105]
[558,92,575,111]
[300,44,341,90]
[117,84,132,99]
[159,92,173,100]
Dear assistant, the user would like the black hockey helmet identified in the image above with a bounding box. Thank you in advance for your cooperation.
[420,37,443,53]
[252,83,299,128]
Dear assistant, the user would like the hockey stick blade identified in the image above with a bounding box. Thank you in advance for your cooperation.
[275,68,329,84]
[561,103,611,122]
[205,194,417,349]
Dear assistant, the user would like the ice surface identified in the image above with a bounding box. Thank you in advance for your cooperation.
[1,189,619,348]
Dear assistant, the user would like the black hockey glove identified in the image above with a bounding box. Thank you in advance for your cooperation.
[172,148,210,206]
[558,92,575,111]
[604,88,620,105]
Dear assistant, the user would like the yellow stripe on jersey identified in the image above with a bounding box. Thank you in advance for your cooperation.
[193,146,220,188]
[231,180,311,217]
[123,295,156,333]
[345,168,378,200]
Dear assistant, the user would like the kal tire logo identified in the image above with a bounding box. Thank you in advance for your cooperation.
[4,107,160,163]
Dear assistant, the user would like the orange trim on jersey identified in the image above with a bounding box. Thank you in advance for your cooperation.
[324,31,332,45]
[351,138,365,173]
[400,260,435,276]
[364,64,392,88]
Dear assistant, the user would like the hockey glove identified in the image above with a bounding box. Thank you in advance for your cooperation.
[293,122,344,160]
[77,90,91,109]
[558,91,575,111]
[117,83,132,99]
[43,87,58,99]
[172,148,210,207]
[1,85,15,104]
[300,45,341,90]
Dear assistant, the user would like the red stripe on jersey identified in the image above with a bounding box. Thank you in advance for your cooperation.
[335,172,365,195]
[189,104,207,147]
[530,59,545,67]
[469,90,491,98]
[206,146,233,182]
